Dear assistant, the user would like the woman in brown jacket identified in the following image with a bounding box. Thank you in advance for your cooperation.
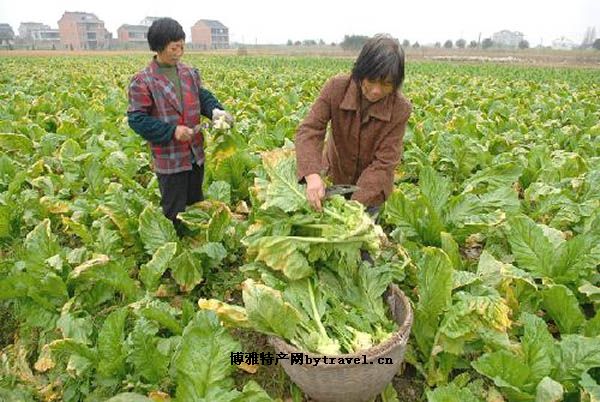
[295,34,412,214]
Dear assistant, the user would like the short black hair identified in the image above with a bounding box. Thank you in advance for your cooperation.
[351,34,405,90]
[147,18,186,52]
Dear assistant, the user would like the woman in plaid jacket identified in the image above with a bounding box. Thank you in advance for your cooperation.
[127,18,232,235]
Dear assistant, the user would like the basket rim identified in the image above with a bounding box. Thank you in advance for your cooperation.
[269,284,413,361]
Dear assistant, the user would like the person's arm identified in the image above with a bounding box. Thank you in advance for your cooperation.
[351,104,412,207]
[199,87,224,119]
[127,75,176,144]
[127,111,175,144]
[295,78,334,181]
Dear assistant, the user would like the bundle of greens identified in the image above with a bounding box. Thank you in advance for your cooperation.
[199,148,400,354]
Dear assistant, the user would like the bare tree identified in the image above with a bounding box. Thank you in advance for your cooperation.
[582,27,597,48]
[455,38,466,48]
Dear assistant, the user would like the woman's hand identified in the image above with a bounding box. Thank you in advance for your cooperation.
[305,173,325,211]
[174,125,193,142]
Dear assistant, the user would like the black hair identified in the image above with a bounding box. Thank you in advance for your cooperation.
[147,18,186,52]
[351,34,405,90]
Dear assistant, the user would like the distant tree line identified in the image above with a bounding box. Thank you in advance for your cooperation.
[287,30,600,51]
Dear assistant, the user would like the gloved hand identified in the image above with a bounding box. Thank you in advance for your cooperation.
[212,109,234,129]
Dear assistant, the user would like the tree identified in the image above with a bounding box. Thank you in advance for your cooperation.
[593,38,600,50]
[455,38,466,48]
[434,42,441,48]
[412,41,420,48]
[468,40,478,48]
[518,40,529,49]
[582,26,597,48]
[341,35,369,50]
[443,40,453,49]
[294,40,301,46]
[318,39,325,46]
[287,39,293,46]
[482,38,493,49]
[402,39,410,48]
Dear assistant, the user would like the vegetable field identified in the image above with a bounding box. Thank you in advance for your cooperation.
[0,55,599,402]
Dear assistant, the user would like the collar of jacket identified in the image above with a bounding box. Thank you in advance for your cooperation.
[146,56,186,114]
[339,77,393,122]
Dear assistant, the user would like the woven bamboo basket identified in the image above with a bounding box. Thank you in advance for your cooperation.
[269,284,413,402]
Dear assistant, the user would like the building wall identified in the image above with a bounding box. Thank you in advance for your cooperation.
[117,27,147,45]
[492,31,524,48]
[211,27,229,49]
[192,22,229,49]
[59,15,110,50]
[191,24,212,49]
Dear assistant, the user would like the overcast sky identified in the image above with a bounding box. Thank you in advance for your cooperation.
[1,0,598,46]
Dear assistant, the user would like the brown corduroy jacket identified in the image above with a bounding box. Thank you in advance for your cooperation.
[295,74,412,207]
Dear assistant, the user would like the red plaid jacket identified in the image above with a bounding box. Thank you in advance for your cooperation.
[128,58,204,174]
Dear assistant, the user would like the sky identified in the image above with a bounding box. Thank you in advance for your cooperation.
[0,0,598,46]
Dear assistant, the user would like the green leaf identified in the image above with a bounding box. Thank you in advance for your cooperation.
[553,235,600,284]
[49,338,98,363]
[462,162,523,193]
[441,232,463,270]
[508,215,555,278]
[420,165,452,217]
[126,318,170,384]
[253,148,307,212]
[472,350,533,400]
[56,313,93,344]
[246,236,312,280]
[242,279,302,340]
[477,250,536,289]
[380,383,399,402]
[139,242,178,291]
[105,393,153,402]
[0,133,34,153]
[207,204,232,242]
[24,219,61,272]
[426,383,482,402]
[534,377,563,402]
[541,285,585,334]
[520,313,555,386]
[206,180,232,204]
[171,249,204,292]
[194,242,227,266]
[580,372,600,402]
[0,205,11,238]
[140,300,183,335]
[413,248,453,358]
[233,381,273,402]
[437,292,511,355]
[70,257,140,300]
[553,335,600,386]
[584,311,600,337]
[173,311,239,400]
[139,205,178,255]
[97,308,128,380]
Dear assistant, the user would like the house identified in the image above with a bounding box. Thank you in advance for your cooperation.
[0,23,15,45]
[191,20,229,49]
[492,30,525,48]
[58,11,111,50]
[140,17,163,27]
[552,37,576,50]
[117,24,148,44]
[18,22,60,48]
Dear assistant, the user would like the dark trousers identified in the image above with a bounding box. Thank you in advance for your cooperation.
[156,163,204,230]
